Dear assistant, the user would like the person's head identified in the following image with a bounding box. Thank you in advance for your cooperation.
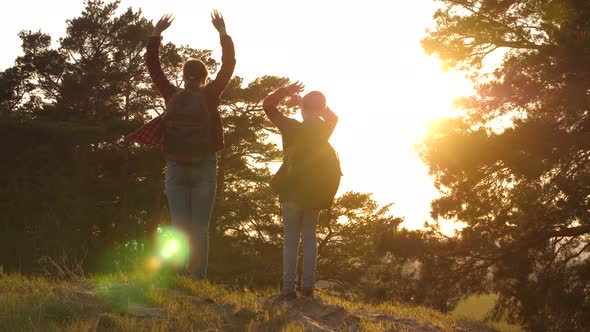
[183,59,208,90]
[301,91,326,121]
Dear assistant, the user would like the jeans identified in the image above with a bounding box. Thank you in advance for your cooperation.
[165,152,217,279]
[281,202,320,292]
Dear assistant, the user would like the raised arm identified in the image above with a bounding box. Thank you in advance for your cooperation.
[146,14,177,101]
[209,10,236,99]
[263,82,304,132]
[319,106,338,138]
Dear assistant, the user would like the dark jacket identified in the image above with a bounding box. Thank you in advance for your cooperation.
[263,88,342,209]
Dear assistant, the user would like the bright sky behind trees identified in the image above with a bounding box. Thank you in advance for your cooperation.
[0,0,473,230]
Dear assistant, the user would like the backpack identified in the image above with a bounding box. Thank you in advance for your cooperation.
[271,121,342,209]
[162,89,211,163]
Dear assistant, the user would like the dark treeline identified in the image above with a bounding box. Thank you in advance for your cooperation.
[2,0,590,331]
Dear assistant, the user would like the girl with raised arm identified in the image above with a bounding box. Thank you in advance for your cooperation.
[125,11,236,280]
[263,83,342,300]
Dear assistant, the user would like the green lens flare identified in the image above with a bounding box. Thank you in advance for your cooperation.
[155,226,189,266]
[162,239,180,258]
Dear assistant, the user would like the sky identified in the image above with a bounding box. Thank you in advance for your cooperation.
[0,0,473,230]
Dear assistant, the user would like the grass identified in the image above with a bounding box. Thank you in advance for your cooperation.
[0,274,97,332]
[318,292,459,330]
[0,272,496,331]
[452,294,524,332]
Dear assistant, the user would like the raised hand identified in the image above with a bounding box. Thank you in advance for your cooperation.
[284,82,304,108]
[285,81,305,96]
[211,10,227,36]
[153,14,175,36]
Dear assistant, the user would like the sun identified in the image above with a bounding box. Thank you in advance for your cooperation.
[322,53,472,229]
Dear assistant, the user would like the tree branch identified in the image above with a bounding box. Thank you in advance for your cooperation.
[549,226,590,238]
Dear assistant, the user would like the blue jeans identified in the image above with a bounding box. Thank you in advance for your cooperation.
[281,202,320,292]
[165,153,217,279]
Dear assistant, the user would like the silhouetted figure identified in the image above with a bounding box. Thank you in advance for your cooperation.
[125,11,236,279]
[263,82,342,300]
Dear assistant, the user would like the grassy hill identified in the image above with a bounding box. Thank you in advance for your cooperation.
[0,272,501,331]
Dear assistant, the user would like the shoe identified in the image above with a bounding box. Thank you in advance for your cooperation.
[301,288,314,297]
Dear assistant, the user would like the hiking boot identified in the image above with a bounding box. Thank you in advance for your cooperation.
[301,288,314,297]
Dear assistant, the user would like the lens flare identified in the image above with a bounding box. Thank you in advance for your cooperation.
[162,239,180,258]
[155,226,189,267]
[146,255,162,272]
